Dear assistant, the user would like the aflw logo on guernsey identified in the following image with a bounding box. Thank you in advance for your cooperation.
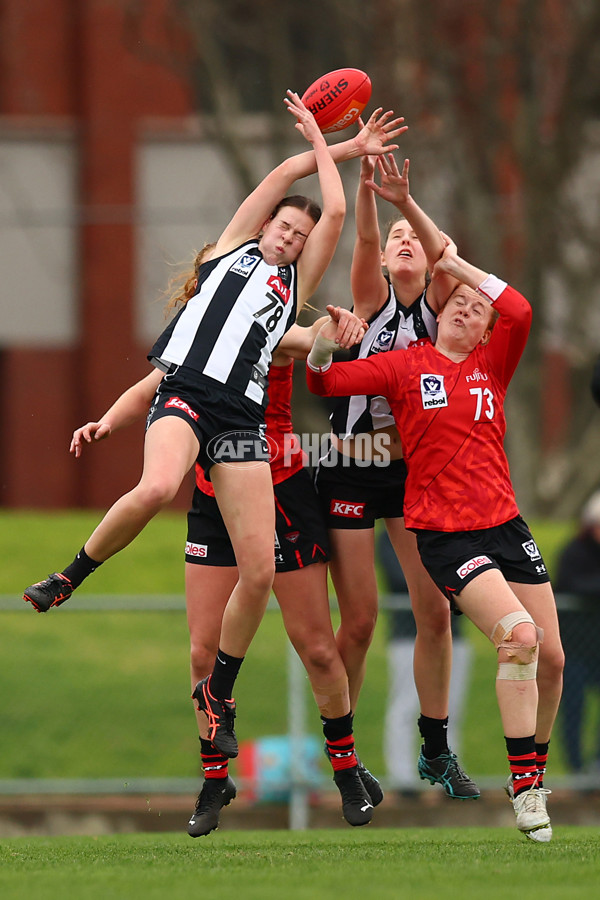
[420,374,448,409]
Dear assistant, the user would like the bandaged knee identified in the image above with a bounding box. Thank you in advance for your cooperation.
[491,611,542,682]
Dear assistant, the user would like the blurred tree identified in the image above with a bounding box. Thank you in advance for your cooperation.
[125,0,600,515]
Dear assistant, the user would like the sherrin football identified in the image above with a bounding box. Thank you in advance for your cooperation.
[301,68,372,134]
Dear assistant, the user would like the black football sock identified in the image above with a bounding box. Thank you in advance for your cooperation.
[209,648,244,699]
[418,714,450,759]
[61,546,103,589]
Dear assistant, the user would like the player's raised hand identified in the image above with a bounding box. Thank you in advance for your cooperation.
[284,90,324,146]
[365,154,410,205]
[353,109,408,158]
[325,304,367,348]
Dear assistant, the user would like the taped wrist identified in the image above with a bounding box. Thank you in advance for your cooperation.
[307,333,338,371]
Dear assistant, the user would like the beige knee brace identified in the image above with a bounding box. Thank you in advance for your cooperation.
[490,611,543,681]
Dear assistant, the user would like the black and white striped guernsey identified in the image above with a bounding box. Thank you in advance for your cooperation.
[149,240,298,407]
[330,283,437,438]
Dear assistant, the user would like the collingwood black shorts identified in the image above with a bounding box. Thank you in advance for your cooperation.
[314,441,407,529]
[146,366,268,476]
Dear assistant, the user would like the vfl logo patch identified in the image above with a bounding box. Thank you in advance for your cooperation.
[230,253,261,277]
[165,396,199,421]
[522,540,541,562]
[285,531,300,544]
[457,555,493,579]
[185,541,208,558]
[371,328,394,353]
[267,274,291,304]
[421,374,448,409]
[330,500,365,518]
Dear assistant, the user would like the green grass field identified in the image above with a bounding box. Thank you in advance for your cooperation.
[1,828,598,900]
[0,511,577,780]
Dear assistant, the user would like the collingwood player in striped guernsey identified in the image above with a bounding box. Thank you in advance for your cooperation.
[23,93,405,758]
[314,153,480,800]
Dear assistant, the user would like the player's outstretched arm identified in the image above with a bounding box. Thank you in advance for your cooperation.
[214,107,406,258]
[70,368,163,457]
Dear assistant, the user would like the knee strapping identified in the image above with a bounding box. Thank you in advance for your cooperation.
[491,611,542,682]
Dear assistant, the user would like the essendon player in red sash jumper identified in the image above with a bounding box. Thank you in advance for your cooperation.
[307,242,564,842]
[23,95,405,790]
[185,308,382,834]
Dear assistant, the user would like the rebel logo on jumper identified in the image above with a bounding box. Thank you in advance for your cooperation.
[165,396,199,421]
[330,500,365,518]
[420,373,448,409]
[371,328,394,354]
[456,555,493,579]
[230,253,261,277]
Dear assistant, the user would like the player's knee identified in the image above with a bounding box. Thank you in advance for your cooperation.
[413,604,451,642]
[136,478,180,510]
[237,556,275,597]
[537,642,565,683]
[492,611,541,681]
[190,638,218,680]
[341,611,377,650]
[300,639,339,675]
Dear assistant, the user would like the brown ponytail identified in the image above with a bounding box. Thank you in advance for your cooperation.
[162,241,216,316]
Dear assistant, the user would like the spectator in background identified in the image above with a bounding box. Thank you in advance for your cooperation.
[555,491,600,773]
[377,530,473,795]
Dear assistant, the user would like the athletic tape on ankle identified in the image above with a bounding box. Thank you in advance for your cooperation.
[311,678,351,719]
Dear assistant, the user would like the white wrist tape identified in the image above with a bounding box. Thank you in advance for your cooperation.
[307,334,338,371]
[477,274,508,303]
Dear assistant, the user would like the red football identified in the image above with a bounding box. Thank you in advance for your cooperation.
[301,68,372,134]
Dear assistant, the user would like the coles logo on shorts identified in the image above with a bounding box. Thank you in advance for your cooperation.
[330,499,365,519]
[185,541,208,558]
[165,396,199,421]
[456,555,492,579]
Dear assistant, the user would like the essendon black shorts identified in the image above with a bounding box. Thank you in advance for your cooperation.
[185,467,329,571]
[415,515,551,610]
[146,366,268,477]
[314,442,407,529]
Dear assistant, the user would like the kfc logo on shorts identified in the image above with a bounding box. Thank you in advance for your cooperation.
[185,541,208,558]
[165,396,199,421]
[522,540,541,561]
[330,499,366,518]
[421,374,448,409]
[457,555,493,579]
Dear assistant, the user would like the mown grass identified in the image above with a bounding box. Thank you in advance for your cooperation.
[0,828,598,900]
[0,511,576,780]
